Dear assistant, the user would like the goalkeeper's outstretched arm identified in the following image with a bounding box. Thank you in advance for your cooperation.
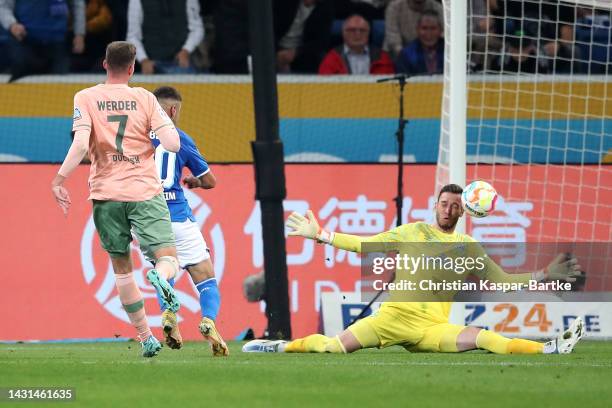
[286,211,399,253]
[476,250,583,284]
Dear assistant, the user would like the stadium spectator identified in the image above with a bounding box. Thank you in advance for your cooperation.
[574,6,611,73]
[127,0,204,74]
[491,1,581,74]
[0,28,9,73]
[491,0,539,38]
[541,2,580,73]
[541,32,582,74]
[396,11,444,75]
[383,0,442,59]
[469,0,502,71]
[491,30,543,74]
[105,0,127,41]
[331,1,389,51]
[274,0,333,73]
[72,0,113,72]
[188,0,218,72]
[212,0,334,74]
[212,0,248,73]
[319,14,394,75]
[0,0,86,81]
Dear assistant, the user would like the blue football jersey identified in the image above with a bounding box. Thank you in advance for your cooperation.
[151,128,209,222]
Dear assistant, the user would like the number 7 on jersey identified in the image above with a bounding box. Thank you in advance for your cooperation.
[108,115,128,154]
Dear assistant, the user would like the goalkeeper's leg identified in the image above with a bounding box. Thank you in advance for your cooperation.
[412,324,545,354]
[464,327,546,354]
[283,319,380,353]
[425,318,584,354]
[242,316,381,353]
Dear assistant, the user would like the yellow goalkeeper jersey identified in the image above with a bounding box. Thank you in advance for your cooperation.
[331,222,531,322]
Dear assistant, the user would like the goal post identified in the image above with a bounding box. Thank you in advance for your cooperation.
[441,0,468,232]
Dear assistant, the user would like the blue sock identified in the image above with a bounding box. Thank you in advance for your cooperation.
[156,277,175,312]
[195,278,220,320]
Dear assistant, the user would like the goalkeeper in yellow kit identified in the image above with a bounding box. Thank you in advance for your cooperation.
[243,184,585,355]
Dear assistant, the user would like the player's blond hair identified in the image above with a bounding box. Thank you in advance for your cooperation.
[105,41,136,73]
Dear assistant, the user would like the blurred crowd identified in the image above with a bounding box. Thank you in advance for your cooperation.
[0,0,611,81]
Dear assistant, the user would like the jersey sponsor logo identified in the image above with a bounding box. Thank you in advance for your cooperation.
[73,107,82,121]
[164,191,177,200]
[79,190,226,325]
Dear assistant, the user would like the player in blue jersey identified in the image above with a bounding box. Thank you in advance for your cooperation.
[145,86,228,356]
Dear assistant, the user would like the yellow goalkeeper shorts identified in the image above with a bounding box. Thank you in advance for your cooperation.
[348,302,466,352]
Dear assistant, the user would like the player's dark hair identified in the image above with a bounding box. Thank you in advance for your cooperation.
[153,86,182,102]
[105,41,136,72]
[437,184,463,201]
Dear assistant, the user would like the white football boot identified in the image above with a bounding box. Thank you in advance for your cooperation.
[242,339,288,353]
[544,316,585,354]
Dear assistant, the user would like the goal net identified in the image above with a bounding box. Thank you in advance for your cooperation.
[437,0,612,243]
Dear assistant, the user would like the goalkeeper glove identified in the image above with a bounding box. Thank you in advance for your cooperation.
[286,210,334,244]
[533,253,583,282]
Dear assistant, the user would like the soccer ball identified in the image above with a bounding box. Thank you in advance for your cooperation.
[461,180,498,218]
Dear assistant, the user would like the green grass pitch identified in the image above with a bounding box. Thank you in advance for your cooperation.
[1,341,611,407]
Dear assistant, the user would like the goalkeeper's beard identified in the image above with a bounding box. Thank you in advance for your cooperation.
[436,212,459,232]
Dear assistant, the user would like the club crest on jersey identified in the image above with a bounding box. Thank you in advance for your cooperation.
[73,107,82,121]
